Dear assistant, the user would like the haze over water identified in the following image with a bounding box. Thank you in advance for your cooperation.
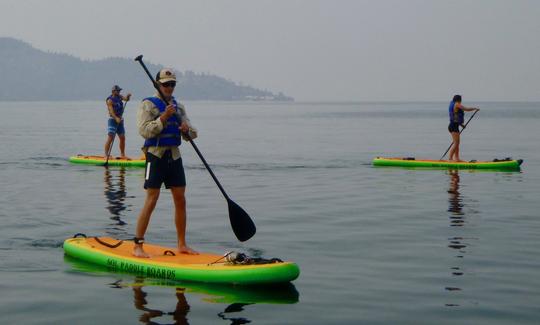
[0,101,539,324]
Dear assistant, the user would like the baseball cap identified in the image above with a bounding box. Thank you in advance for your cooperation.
[111,85,122,91]
[155,68,176,83]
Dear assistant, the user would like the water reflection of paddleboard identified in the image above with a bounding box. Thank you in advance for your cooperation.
[65,256,300,304]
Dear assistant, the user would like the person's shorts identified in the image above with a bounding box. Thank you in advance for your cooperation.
[144,151,186,189]
[448,122,460,133]
[107,118,125,135]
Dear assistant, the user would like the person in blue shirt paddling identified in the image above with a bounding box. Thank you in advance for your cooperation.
[448,95,479,161]
[133,68,198,258]
[104,85,132,158]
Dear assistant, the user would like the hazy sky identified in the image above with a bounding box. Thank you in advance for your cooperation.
[1,0,539,101]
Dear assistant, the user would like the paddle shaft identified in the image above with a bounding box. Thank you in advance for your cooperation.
[134,56,229,199]
[440,110,478,160]
[105,101,127,166]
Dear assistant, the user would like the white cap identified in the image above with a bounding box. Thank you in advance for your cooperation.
[156,68,176,83]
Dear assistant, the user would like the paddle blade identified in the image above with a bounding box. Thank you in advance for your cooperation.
[228,199,256,242]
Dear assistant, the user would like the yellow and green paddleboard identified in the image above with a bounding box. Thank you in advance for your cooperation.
[69,155,145,167]
[373,157,523,170]
[63,236,300,285]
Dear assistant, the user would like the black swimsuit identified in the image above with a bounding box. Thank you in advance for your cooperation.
[448,122,460,133]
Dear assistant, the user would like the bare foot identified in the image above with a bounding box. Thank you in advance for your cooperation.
[178,245,199,255]
[133,245,150,258]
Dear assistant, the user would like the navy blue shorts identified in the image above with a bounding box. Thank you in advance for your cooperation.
[448,122,460,133]
[107,118,125,135]
[144,151,186,189]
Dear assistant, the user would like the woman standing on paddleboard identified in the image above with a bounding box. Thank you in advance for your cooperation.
[448,95,479,162]
[133,68,198,258]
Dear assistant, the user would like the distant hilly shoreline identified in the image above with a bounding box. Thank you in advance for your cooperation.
[0,37,293,102]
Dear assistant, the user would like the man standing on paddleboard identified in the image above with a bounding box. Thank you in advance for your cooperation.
[104,85,131,158]
[133,68,198,257]
[448,95,479,162]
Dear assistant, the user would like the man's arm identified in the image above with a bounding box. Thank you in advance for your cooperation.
[137,100,166,139]
[177,103,198,140]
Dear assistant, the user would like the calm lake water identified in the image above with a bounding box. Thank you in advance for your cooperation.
[0,101,539,324]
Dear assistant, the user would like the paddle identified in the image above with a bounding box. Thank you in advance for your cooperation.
[440,109,479,160]
[134,55,256,242]
[104,101,127,166]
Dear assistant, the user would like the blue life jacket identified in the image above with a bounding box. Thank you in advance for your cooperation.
[107,95,124,117]
[448,101,464,124]
[143,96,182,147]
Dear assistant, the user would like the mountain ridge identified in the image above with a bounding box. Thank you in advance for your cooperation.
[0,37,293,101]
